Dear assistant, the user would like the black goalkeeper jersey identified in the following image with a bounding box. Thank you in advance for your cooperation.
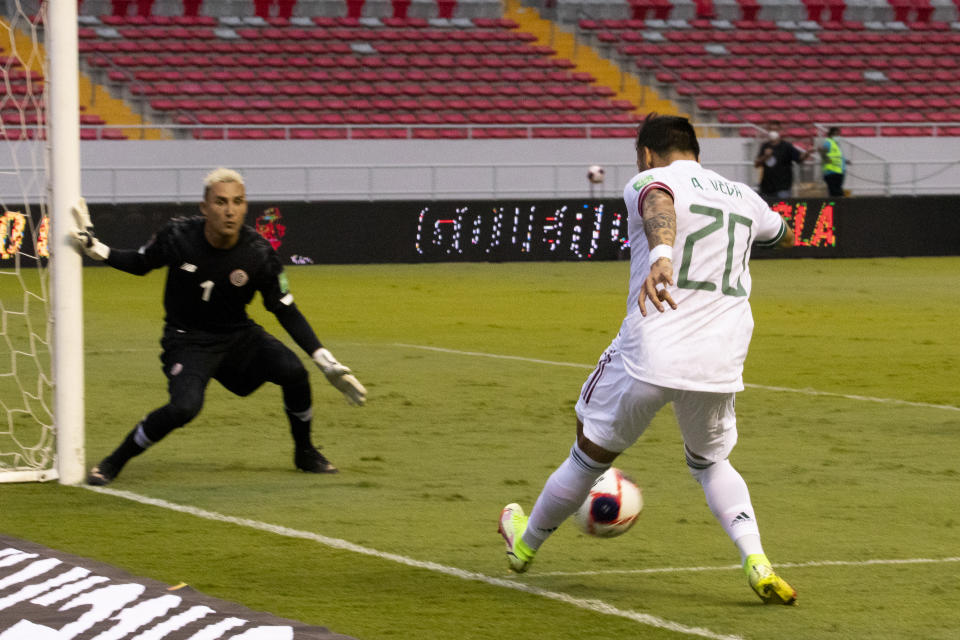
[106,216,321,353]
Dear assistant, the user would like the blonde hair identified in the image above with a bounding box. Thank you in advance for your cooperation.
[203,167,245,199]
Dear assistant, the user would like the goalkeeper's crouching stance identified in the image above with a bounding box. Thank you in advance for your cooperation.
[72,168,366,486]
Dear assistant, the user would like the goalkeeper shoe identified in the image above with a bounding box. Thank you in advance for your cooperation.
[295,446,339,474]
[498,503,536,573]
[86,460,120,486]
[745,554,798,605]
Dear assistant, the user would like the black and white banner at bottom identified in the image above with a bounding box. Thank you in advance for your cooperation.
[0,535,355,640]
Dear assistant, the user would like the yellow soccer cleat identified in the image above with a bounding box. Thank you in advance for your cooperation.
[498,503,536,573]
[745,554,798,605]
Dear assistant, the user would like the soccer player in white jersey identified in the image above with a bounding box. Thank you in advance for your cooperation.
[498,114,798,605]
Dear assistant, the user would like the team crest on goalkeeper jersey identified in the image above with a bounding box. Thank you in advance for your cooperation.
[229,269,248,287]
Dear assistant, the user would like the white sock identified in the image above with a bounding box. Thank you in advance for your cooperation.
[734,534,765,564]
[690,459,764,563]
[522,442,610,550]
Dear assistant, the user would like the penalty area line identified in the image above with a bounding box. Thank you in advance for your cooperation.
[393,343,960,412]
[81,485,742,640]
[525,556,960,578]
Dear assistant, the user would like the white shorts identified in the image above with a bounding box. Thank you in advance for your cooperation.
[574,339,738,461]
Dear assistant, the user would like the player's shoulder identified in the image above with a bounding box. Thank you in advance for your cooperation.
[154,215,203,245]
[238,225,280,264]
[624,166,672,194]
[699,167,770,208]
[239,224,271,250]
[161,215,204,234]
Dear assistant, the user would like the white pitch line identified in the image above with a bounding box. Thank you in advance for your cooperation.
[81,485,741,640]
[393,343,595,369]
[524,557,960,578]
[393,343,960,412]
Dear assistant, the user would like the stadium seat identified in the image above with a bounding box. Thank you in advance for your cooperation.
[74,4,960,139]
[887,0,934,22]
[736,0,760,20]
[627,0,673,19]
[101,128,128,140]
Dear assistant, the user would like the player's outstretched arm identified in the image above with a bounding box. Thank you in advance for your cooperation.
[70,198,110,261]
[70,198,158,274]
[639,188,678,316]
[778,223,796,249]
[312,347,367,406]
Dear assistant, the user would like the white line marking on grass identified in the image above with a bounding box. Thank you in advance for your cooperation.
[738,384,960,412]
[82,485,741,640]
[394,344,960,412]
[526,557,960,578]
[394,343,594,369]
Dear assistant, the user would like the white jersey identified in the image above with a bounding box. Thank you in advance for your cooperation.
[619,159,786,392]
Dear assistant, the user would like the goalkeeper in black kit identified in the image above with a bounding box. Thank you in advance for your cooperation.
[72,168,366,486]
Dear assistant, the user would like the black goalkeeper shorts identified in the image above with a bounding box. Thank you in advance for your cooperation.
[159,324,306,399]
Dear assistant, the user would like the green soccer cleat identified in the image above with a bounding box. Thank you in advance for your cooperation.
[498,503,536,573]
[745,554,798,605]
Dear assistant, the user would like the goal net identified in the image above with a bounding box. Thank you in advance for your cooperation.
[0,0,84,483]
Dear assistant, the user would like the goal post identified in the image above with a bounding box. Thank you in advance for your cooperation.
[48,0,85,484]
[0,0,84,484]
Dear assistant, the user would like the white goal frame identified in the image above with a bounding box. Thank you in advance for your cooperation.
[49,0,85,484]
[0,0,84,483]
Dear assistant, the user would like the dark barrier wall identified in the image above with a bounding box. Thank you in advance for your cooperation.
[2,196,958,266]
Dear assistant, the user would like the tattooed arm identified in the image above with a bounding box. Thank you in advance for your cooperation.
[643,188,676,250]
[639,188,678,316]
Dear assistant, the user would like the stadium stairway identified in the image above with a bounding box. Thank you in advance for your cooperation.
[77,75,167,140]
[503,0,685,117]
[0,17,162,141]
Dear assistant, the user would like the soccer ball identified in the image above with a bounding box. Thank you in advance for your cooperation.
[587,164,606,184]
[573,468,643,538]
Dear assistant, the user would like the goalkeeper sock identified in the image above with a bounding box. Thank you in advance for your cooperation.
[284,380,314,449]
[103,422,151,470]
[286,405,314,449]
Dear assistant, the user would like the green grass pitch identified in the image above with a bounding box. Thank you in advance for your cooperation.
[3,256,959,639]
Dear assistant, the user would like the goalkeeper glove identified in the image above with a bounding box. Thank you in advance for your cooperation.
[70,198,110,261]
[312,347,367,406]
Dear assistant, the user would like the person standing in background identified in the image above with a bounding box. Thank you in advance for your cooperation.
[754,123,812,200]
[819,127,848,197]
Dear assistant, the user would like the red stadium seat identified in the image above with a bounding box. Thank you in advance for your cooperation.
[437,0,456,18]
[888,0,934,23]
[101,128,128,140]
[76,5,960,140]
[737,0,760,21]
[627,0,672,20]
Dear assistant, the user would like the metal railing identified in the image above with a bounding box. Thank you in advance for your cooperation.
[14,157,953,203]
[73,121,765,141]
[3,124,957,201]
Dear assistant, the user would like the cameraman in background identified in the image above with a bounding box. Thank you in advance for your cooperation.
[754,122,812,200]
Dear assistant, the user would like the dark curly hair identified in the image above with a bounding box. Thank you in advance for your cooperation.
[635,113,700,160]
